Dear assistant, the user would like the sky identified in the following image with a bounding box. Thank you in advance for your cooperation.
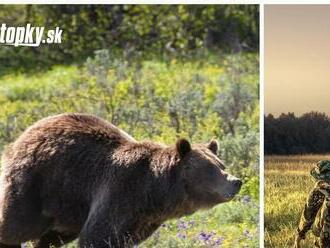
[265,5,330,116]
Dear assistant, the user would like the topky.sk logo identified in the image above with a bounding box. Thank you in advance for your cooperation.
[0,23,63,47]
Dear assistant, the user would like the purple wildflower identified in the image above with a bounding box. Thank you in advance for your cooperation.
[188,220,195,227]
[198,231,214,243]
[178,220,188,230]
[177,233,187,239]
[214,237,225,246]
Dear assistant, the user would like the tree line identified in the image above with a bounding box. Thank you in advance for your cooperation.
[265,112,330,154]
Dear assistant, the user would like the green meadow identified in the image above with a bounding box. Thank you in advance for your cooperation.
[0,52,259,247]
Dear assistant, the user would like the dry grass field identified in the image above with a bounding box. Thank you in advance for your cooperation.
[265,155,330,247]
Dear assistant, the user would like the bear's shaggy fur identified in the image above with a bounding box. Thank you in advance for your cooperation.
[0,113,242,248]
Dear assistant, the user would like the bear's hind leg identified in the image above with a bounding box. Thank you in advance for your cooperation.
[31,231,77,248]
[0,202,52,244]
[0,170,53,244]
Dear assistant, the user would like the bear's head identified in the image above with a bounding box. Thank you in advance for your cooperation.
[176,138,242,209]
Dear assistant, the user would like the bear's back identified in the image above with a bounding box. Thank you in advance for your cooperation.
[17,113,135,145]
[1,113,137,176]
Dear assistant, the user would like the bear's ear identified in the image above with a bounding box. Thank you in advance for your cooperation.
[176,138,191,158]
[207,139,219,155]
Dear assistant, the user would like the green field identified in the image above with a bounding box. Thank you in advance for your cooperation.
[0,52,259,247]
[265,155,330,247]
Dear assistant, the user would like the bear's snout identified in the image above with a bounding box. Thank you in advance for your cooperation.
[232,179,243,191]
[221,175,242,201]
[231,179,243,196]
[227,174,242,190]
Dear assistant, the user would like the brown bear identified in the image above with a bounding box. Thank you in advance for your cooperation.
[0,113,242,248]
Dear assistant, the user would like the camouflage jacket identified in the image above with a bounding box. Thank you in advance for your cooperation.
[298,181,330,246]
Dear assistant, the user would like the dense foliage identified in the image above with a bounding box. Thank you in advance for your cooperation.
[0,50,259,179]
[265,112,330,155]
[0,5,259,74]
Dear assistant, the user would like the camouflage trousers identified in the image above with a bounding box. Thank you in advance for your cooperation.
[312,201,330,248]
